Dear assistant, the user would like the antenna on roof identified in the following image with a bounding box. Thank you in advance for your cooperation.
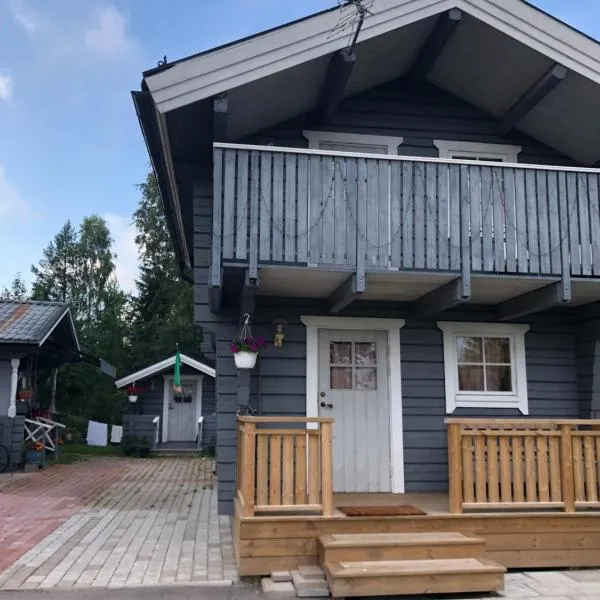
[158,55,168,67]
[329,0,375,52]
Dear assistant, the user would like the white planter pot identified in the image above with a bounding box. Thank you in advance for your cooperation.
[128,395,138,403]
[234,351,258,369]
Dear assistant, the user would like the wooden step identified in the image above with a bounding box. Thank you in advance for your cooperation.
[318,532,486,563]
[324,557,505,597]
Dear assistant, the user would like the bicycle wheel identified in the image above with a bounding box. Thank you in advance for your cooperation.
[0,445,9,473]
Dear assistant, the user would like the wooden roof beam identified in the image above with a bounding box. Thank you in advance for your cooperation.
[319,48,357,124]
[328,273,365,314]
[497,281,571,322]
[412,277,471,318]
[500,64,568,135]
[409,8,463,81]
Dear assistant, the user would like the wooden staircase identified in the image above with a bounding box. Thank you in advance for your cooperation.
[318,532,505,598]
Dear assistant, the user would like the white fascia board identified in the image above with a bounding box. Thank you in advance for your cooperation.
[145,0,600,115]
[114,353,215,388]
[145,0,453,113]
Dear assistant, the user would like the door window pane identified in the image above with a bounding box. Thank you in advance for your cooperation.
[355,342,376,366]
[355,368,377,390]
[330,367,352,390]
[330,342,352,365]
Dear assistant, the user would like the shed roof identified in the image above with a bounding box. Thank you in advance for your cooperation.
[0,300,79,348]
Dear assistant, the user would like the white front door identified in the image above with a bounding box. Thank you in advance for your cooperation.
[167,381,197,441]
[318,329,391,492]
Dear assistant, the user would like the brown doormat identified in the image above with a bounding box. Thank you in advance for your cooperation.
[338,505,426,517]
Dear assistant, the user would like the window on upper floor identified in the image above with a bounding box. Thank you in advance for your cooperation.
[433,140,523,163]
[303,131,404,155]
[438,322,530,415]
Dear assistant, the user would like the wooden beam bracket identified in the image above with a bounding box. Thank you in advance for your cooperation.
[213,92,228,142]
[497,280,572,322]
[412,277,471,319]
[328,273,366,314]
[320,48,357,124]
[240,269,259,317]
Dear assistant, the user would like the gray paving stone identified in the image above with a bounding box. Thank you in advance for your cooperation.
[271,571,293,583]
[262,578,296,597]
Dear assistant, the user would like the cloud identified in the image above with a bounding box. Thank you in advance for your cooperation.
[84,5,137,58]
[104,213,139,294]
[7,0,41,34]
[0,166,35,223]
[0,73,13,102]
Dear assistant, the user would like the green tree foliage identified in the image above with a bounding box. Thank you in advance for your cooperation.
[0,272,28,300]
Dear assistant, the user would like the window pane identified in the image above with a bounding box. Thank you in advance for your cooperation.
[330,367,352,390]
[355,342,376,366]
[330,342,352,365]
[486,366,512,392]
[458,365,484,391]
[485,338,511,363]
[457,337,483,363]
[355,368,377,390]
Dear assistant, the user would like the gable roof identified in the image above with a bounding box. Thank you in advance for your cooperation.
[114,353,216,388]
[0,300,80,349]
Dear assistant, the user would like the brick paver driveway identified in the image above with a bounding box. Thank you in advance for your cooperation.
[0,457,236,590]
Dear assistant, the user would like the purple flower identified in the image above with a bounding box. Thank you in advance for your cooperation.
[249,343,259,352]
[230,343,239,353]
[244,337,252,345]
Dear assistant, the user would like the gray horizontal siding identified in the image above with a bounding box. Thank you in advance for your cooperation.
[0,416,24,469]
[123,415,157,446]
[0,360,11,415]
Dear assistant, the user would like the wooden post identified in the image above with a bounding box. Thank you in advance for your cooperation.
[448,423,464,513]
[560,424,575,512]
[320,421,333,517]
[242,421,257,517]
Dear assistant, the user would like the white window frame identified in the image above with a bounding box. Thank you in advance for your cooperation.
[433,140,523,163]
[303,131,404,155]
[438,322,530,415]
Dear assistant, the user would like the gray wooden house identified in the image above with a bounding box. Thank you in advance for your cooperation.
[132,0,600,592]
[115,353,216,450]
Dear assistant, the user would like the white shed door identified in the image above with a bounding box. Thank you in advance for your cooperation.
[167,382,197,441]
[318,330,391,492]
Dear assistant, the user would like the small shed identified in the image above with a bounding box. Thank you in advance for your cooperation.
[115,353,216,450]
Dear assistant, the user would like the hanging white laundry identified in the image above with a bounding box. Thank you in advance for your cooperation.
[87,420,108,447]
[110,425,123,444]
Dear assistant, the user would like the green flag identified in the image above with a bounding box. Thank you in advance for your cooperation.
[173,349,182,393]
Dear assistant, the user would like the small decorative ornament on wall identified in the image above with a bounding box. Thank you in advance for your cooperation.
[273,319,287,348]
[230,313,266,369]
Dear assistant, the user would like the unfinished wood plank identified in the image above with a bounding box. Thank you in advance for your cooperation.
[462,436,474,504]
[549,436,562,502]
[573,435,585,502]
[239,537,317,558]
[499,436,511,502]
[512,436,525,503]
[474,435,487,503]
[561,425,576,512]
[321,421,333,517]
[256,434,268,507]
[308,433,320,505]
[524,436,537,503]
[295,434,307,505]
[487,436,499,503]
[282,435,294,506]
[242,423,257,517]
[448,423,463,513]
[269,435,282,507]
[583,435,598,503]
[536,435,550,502]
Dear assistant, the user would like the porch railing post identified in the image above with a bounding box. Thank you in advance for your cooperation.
[242,421,257,517]
[560,424,575,512]
[320,420,333,517]
[447,422,464,513]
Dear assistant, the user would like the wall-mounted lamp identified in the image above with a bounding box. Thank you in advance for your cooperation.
[273,319,287,348]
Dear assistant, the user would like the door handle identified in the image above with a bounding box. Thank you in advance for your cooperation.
[320,402,333,409]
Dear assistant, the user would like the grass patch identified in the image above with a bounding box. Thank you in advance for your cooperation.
[54,443,121,464]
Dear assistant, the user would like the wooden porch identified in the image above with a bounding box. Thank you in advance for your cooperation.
[234,417,600,593]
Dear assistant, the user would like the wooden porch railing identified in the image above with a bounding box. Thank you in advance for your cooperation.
[236,416,333,518]
[447,418,600,513]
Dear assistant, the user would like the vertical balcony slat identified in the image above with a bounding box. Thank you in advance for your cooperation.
[321,156,335,264]
[537,171,551,274]
[284,153,297,262]
[492,167,505,272]
[437,163,449,271]
[449,164,461,271]
[547,170,562,275]
[211,148,224,287]
[515,170,529,273]
[578,173,592,276]
[414,163,426,269]
[526,171,540,274]
[297,155,309,264]
[469,165,482,272]
[589,174,600,276]
[402,162,414,269]
[379,159,390,268]
[481,167,494,272]
[346,159,358,268]
[426,162,437,270]
[390,161,403,268]
[460,165,471,284]
[357,159,368,283]
[505,169,517,273]
[334,157,347,265]
[309,156,323,265]
[271,153,284,262]
[249,151,260,279]
[568,172,581,276]
[366,159,379,267]
[236,150,249,260]
[557,171,571,285]
[259,152,272,261]
[223,150,236,260]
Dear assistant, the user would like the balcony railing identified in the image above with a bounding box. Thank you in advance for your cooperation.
[212,143,600,284]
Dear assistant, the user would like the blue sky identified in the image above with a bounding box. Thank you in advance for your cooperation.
[0,0,597,294]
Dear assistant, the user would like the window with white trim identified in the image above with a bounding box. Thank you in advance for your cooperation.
[304,131,404,155]
[433,140,522,163]
[438,322,530,414]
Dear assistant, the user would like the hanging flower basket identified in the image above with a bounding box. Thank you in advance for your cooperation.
[128,395,138,403]
[126,385,143,403]
[233,351,258,369]
[17,389,33,401]
[230,315,266,369]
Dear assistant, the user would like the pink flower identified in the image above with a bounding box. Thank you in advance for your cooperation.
[230,343,240,353]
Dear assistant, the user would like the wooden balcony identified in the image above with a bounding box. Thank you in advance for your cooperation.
[212,143,600,312]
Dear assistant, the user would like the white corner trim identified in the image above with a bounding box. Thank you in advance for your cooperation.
[303,130,404,155]
[438,321,530,415]
[300,315,406,493]
[433,140,523,162]
[115,353,215,388]
[162,375,204,442]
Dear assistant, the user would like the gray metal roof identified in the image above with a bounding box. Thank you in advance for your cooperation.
[0,300,72,344]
